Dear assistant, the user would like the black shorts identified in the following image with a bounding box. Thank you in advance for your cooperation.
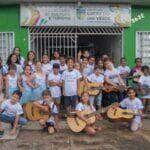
[64,95,78,109]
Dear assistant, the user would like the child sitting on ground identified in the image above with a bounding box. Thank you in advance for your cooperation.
[76,92,102,135]
[114,87,144,132]
[33,90,61,134]
[0,90,27,135]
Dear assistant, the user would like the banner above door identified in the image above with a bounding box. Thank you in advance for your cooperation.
[20,3,131,27]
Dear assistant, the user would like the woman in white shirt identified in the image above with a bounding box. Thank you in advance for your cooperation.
[104,60,125,105]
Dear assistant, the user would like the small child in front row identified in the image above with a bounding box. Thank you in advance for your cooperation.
[114,87,143,132]
[0,91,27,136]
[33,90,61,134]
[76,92,102,135]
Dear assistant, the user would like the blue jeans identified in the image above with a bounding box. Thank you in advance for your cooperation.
[0,114,27,125]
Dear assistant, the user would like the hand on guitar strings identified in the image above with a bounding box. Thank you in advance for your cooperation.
[96,114,103,121]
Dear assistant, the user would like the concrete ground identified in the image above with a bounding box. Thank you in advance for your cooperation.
[0,119,150,150]
[0,96,150,150]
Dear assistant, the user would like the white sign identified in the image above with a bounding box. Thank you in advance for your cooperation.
[20,3,131,27]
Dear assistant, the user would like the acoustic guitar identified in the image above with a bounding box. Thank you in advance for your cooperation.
[67,104,115,133]
[107,107,150,121]
[78,80,103,96]
[103,83,127,93]
[25,102,50,121]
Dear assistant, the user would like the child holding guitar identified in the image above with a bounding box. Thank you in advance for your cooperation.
[33,90,61,134]
[75,92,102,135]
[113,87,143,132]
[86,66,104,108]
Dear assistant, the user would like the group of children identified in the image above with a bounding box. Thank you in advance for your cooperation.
[0,47,149,136]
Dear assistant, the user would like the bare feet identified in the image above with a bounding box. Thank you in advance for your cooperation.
[48,127,55,134]
[9,129,16,135]
[95,126,102,132]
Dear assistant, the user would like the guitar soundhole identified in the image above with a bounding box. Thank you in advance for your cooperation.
[31,106,34,117]
[114,109,117,116]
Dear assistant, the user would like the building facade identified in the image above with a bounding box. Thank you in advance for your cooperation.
[0,1,150,67]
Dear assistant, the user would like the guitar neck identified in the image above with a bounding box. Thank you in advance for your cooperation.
[87,105,113,117]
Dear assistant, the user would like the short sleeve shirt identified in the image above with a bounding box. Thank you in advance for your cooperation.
[62,69,82,96]
[1,100,23,117]
[120,97,144,123]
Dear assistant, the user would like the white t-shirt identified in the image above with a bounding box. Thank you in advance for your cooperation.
[1,100,23,117]
[82,65,93,77]
[117,66,130,74]
[42,63,52,75]
[2,64,23,75]
[62,69,82,96]
[60,64,68,74]
[139,75,150,87]
[104,69,120,84]
[76,102,96,112]
[50,60,60,66]
[88,64,95,71]
[87,73,104,83]
[48,73,62,98]
[120,97,144,124]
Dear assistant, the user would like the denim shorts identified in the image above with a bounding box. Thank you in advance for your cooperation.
[0,114,27,125]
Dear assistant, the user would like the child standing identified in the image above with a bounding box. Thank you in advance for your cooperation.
[0,57,3,99]
[0,91,27,135]
[13,47,25,67]
[3,54,23,75]
[50,51,60,66]
[33,90,60,134]
[18,65,37,105]
[117,57,130,85]
[48,63,62,111]
[62,58,82,112]
[25,51,36,73]
[59,55,67,74]
[139,66,150,89]
[81,57,93,78]
[32,61,47,101]
[138,66,150,112]
[41,54,52,75]
[0,72,3,100]
[86,67,104,108]
[5,65,19,99]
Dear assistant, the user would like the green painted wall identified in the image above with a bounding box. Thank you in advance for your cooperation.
[124,6,150,67]
[0,5,28,57]
[0,5,149,67]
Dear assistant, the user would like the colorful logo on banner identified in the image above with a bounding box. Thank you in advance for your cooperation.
[20,4,131,27]
[109,5,131,27]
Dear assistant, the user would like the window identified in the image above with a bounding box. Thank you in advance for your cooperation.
[136,31,150,66]
[0,32,15,63]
